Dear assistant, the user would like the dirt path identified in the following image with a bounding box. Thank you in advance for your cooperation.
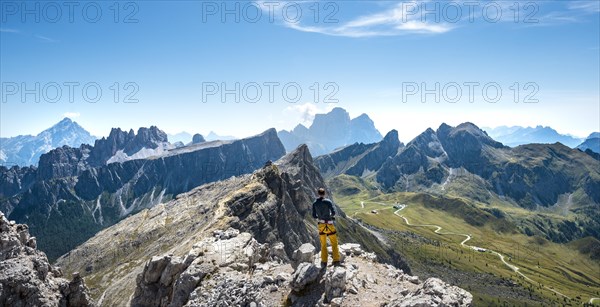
[359,200,572,300]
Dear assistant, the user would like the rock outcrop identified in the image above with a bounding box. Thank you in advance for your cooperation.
[290,262,320,292]
[0,212,94,306]
[131,232,472,307]
[131,230,281,306]
[386,278,473,307]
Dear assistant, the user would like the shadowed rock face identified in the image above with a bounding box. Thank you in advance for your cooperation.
[315,130,403,179]
[228,144,334,257]
[1,128,286,261]
[0,211,94,307]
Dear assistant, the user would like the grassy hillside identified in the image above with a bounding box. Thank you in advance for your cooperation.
[329,176,600,306]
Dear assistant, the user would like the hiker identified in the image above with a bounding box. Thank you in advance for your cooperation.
[312,188,341,268]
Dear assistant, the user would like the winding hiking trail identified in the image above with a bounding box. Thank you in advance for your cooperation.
[358,200,574,300]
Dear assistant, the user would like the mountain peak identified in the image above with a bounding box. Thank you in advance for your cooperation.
[191,133,205,144]
[438,122,503,148]
[278,107,382,155]
[438,122,452,131]
[330,107,348,114]
[382,129,400,144]
[58,117,73,124]
[276,143,314,170]
[455,122,481,131]
[587,132,600,140]
[47,117,85,132]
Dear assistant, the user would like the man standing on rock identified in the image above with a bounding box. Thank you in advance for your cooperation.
[312,188,341,268]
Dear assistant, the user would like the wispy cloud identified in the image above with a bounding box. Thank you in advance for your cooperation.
[531,1,600,26]
[35,35,58,43]
[0,28,58,42]
[257,1,599,36]
[63,112,81,119]
[567,1,600,13]
[0,28,20,33]
[257,1,454,37]
[283,103,333,127]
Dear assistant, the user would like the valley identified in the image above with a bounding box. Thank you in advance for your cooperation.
[330,183,600,306]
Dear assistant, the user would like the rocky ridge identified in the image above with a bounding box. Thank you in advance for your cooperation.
[0,211,94,306]
[2,128,286,261]
[55,145,408,306]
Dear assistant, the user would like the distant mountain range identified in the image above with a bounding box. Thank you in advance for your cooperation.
[0,126,284,261]
[0,118,96,167]
[577,132,600,153]
[278,107,383,156]
[483,125,584,147]
[167,131,193,144]
[168,131,236,144]
[316,122,599,243]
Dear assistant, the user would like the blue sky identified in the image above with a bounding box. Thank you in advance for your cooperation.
[1,0,599,142]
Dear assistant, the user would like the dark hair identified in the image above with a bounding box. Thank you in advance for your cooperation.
[317,188,326,196]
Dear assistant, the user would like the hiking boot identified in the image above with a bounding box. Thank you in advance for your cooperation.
[320,262,328,269]
[333,261,344,267]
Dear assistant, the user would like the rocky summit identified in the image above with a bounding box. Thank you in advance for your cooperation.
[0,211,94,306]
[131,231,472,307]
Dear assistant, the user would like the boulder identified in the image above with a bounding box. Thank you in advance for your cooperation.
[388,277,473,307]
[160,256,186,286]
[290,263,320,292]
[270,242,287,262]
[339,243,362,256]
[144,256,171,284]
[291,243,315,269]
[324,267,347,302]
[169,261,215,307]
[407,275,419,285]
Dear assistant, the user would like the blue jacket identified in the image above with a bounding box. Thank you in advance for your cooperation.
[312,197,336,221]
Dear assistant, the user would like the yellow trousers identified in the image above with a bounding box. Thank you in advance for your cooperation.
[318,223,340,263]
